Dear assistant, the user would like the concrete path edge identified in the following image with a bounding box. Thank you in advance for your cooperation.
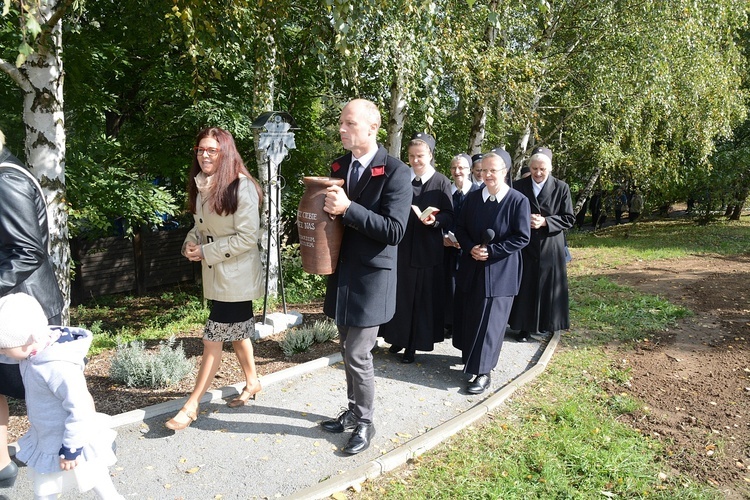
[108,352,345,429]
[286,331,561,500]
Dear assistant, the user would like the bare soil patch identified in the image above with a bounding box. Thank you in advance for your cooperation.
[599,254,750,498]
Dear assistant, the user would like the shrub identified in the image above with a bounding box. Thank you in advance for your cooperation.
[109,336,193,388]
[279,328,315,357]
[278,319,338,357]
[311,320,338,343]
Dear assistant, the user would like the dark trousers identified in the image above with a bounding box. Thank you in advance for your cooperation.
[338,325,379,423]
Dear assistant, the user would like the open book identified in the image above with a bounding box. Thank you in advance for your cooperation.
[412,205,440,221]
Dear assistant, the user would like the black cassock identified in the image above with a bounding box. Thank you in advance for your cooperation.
[452,188,530,375]
[381,172,454,351]
[509,175,575,333]
[443,182,480,331]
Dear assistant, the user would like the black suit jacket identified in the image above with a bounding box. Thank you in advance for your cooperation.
[324,145,412,327]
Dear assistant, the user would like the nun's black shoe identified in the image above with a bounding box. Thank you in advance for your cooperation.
[0,461,18,488]
[401,349,415,364]
[388,344,404,354]
[343,422,375,455]
[467,374,491,394]
[516,331,529,342]
[321,408,358,433]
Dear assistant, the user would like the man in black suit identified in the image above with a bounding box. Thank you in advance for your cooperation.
[321,99,412,455]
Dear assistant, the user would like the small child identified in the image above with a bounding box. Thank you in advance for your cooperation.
[0,293,123,500]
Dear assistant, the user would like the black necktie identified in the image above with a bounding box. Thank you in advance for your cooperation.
[349,160,361,194]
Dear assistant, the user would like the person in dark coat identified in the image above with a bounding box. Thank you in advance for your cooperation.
[0,129,64,489]
[381,133,454,363]
[509,146,575,341]
[453,151,530,395]
[320,99,412,455]
[442,153,478,339]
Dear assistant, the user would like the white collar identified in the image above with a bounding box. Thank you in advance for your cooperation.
[352,149,377,169]
[482,184,510,202]
[451,181,472,195]
[411,166,436,183]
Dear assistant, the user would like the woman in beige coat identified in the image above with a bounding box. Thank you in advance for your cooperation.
[166,127,264,431]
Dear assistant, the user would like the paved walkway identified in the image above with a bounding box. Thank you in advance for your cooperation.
[4,333,559,499]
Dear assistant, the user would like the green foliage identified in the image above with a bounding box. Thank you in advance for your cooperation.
[75,284,209,355]
[278,319,338,358]
[281,243,328,303]
[109,336,193,388]
[310,319,338,344]
[278,328,314,357]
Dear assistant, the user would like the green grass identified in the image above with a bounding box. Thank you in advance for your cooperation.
[568,275,690,345]
[567,218,750,260]
[360,350,716,499]
[356,216,750,499]
[71,283,210,355]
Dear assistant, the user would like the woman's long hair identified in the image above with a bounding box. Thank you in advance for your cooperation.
[187,127,263,215]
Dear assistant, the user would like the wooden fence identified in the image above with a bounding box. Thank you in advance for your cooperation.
[70,228,199,305]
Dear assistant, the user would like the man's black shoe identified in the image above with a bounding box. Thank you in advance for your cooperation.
[321,409,358,433]
[467,374,491,394]
[343,422,376,455]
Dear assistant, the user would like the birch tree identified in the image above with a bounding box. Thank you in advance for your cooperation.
[1,0,73,320]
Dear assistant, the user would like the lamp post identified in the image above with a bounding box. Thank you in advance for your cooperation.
[250,111,300,331]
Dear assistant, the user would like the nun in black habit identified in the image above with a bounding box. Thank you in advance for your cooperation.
[442,153,479,339]
[509,146,575,340]
[381,133,454,363]
[453,151,530,394]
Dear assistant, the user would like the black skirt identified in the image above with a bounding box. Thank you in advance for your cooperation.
[0,363,24,399]
[204,300,255,342]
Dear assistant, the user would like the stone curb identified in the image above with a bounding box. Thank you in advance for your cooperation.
[286,331,561,500]
[108,352,344,429]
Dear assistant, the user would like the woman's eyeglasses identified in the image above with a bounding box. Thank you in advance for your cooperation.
[194,147,220,157]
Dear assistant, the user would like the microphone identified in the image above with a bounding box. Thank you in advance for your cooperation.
[481,229,495,245]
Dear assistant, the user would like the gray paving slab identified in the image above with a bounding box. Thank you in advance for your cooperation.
[4,334,555,500]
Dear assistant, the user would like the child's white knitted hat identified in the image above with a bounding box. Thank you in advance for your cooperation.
[0,293,48,348]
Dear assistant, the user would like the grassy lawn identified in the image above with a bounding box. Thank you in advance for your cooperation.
[354,217,749,499]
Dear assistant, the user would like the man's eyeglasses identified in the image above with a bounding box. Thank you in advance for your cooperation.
[194,147,220,157]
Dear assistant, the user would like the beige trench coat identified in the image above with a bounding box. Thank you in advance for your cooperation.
[183,175,264,302]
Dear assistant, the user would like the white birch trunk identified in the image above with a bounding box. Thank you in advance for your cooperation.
[1,2,70,322]
[467,105,486,155]
[253,33,279,296]
[385,77,407,158]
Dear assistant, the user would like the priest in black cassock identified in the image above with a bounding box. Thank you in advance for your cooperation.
[381,133,454,364]
[453,151,530,394]
[509,146,575,341]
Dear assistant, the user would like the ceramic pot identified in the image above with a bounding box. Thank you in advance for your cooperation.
[297,176,345,275]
